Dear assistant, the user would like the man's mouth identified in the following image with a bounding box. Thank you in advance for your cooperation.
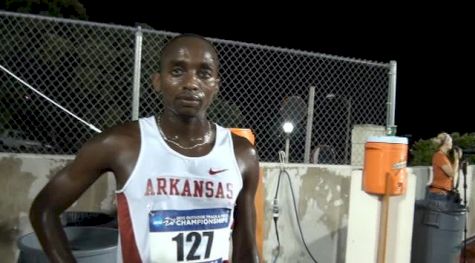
[176,94,201,106]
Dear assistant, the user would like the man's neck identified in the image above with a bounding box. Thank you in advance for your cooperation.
[157,114,211,139]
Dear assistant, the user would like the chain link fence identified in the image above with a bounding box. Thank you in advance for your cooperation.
[0,11,393,163]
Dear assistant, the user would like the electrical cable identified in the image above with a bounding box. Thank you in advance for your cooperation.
[0,64,102,133]
[272,150,318,263]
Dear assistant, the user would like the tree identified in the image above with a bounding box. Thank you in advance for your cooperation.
[0,3,135,153]
[208,97,244,128]
[5,0,87,19]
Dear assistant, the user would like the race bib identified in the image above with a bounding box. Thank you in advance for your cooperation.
[149,208,232,262]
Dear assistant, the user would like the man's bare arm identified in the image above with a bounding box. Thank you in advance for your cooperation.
[29,124,137,263]
[231,135,259,262]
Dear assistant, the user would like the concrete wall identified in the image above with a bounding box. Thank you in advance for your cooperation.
[0,153,116,263]
[350,124,386,167]
[2,153,474,263]
[261,164,351,263]
[260,164,418,263]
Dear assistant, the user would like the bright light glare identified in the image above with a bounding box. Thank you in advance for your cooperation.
[283,122,294,134]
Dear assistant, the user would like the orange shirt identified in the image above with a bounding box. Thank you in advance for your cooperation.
[431,150,453,192]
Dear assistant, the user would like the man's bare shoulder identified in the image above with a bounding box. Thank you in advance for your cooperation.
[102,121,140,144]
[231,133,257,158]
[231,133,259,175]
[82,121,140,153]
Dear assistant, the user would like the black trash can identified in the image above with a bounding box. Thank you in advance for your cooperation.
[60,211,117,228]
[411,199,466,263]
[17,226,118,263]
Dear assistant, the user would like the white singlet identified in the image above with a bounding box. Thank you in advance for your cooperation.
[115,116,243,263]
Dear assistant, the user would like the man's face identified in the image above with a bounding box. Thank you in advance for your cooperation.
[156,38,219,118]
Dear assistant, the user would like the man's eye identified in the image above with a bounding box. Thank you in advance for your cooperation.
[198,70,212,79]
[171,68,183,76]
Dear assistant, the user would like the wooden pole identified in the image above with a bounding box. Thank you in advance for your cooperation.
[377,172,391,263]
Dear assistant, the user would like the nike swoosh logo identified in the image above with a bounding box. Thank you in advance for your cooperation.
[209,168,228,175]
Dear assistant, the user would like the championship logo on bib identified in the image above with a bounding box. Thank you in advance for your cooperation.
[149,208,232,262]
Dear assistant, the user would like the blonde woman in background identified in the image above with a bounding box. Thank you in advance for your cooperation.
[428,132,461,201]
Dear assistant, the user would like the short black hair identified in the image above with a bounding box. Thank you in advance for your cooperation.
[159,33,219,72]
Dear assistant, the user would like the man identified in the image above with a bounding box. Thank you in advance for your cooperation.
[30,34,259,263]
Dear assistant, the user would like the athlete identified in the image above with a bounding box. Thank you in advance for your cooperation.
[30,34,259,263]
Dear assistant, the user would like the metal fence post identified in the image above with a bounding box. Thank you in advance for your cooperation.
[132,26,143,120]
[387,60,397,130]
[345,97,352,164]
[304,85,315,163]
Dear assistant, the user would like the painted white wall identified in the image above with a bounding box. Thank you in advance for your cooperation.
[345,170,417,263]
[385,171,417,263]
[344,170,381,263]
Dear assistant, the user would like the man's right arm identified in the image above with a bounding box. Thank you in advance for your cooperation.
[29,131,121,263]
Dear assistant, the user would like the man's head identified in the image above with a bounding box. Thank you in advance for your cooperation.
[153,34,220,118]
[159,34,219,72]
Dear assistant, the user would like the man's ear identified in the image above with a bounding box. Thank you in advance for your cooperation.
[211,78,220,100]
[215,77,221,91]
[152,73,161,92]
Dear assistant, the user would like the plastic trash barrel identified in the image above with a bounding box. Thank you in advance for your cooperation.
[411,200,466,263]
[363,136,408,195]
[17,226,118,263]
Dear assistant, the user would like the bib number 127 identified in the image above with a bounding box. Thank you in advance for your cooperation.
[172,231,214,261]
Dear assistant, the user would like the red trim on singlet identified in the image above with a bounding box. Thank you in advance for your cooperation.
[117,193,142,263]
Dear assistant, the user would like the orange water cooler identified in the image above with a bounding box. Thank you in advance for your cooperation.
[363,136,409,263]
[363,136,408,195]
[230,128,255,145]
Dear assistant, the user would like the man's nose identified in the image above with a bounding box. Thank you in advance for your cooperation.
[183,72,200,90]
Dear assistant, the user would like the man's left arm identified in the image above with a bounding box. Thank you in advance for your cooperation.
[232,135,259,263]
